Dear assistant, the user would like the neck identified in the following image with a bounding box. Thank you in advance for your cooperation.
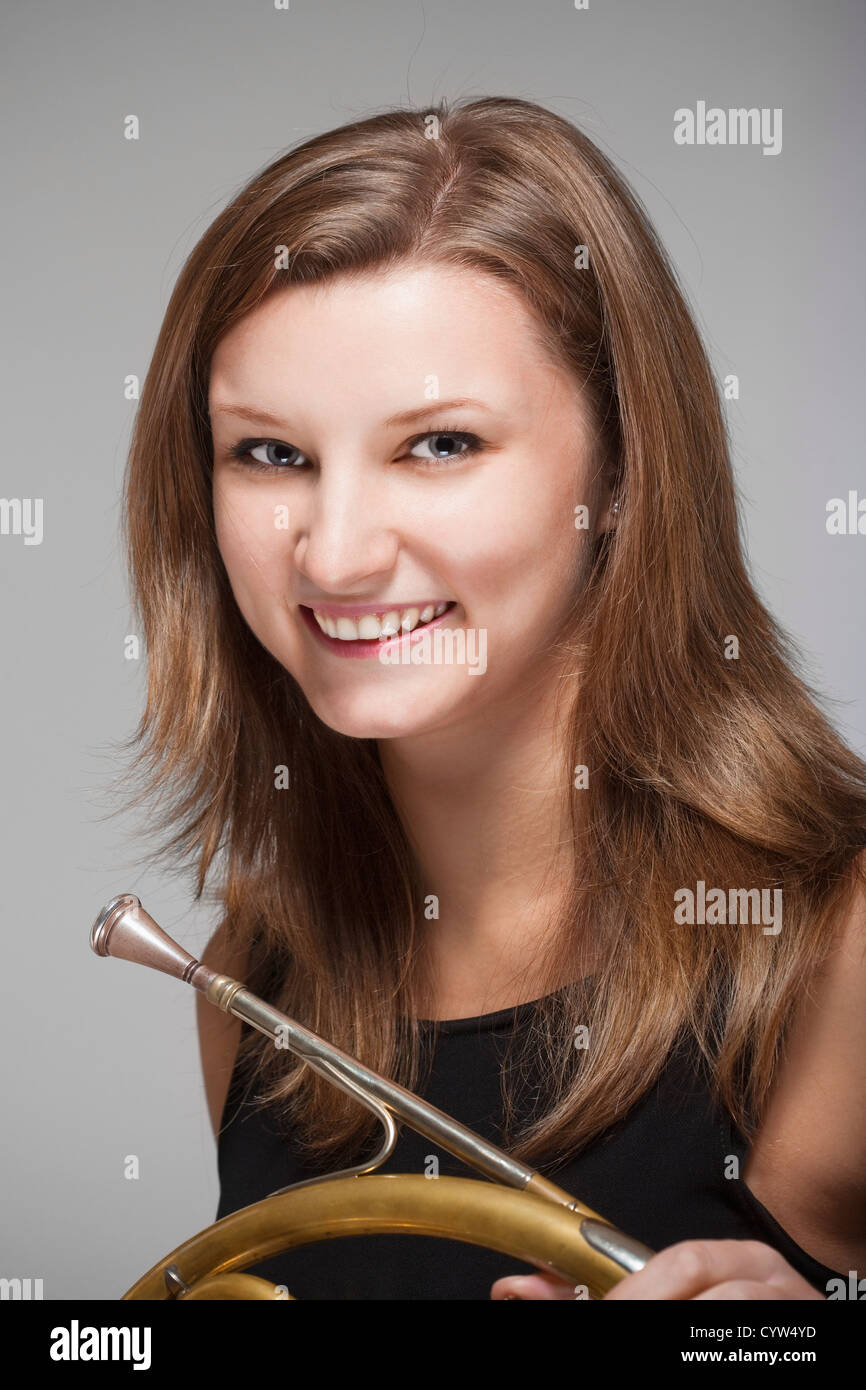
[377,678,582,1018]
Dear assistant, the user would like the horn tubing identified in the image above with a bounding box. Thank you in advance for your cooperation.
[91,893,653,1280]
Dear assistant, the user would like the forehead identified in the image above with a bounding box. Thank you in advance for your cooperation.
[208,264,567,415]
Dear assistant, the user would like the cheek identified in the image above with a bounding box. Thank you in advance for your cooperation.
[213,483,288,608]
[449,468,584,614]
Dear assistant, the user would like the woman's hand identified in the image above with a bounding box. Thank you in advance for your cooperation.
[490,1239,826,1300]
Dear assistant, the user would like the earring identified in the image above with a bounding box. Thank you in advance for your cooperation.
[612,499,620,516]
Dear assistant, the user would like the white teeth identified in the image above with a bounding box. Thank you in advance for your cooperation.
[310,602,453,641]
[400,607,420,632]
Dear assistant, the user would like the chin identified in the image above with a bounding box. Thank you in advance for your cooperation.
[302,683,458,742]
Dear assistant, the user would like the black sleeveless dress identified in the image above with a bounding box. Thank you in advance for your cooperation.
[215,997,845,1299]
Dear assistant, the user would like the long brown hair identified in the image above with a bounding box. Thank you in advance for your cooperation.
[118,95,866,1168]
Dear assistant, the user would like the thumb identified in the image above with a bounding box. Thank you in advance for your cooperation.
[490,1271,580,1300]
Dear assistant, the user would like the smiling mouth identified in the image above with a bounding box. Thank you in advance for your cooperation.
[303,602,456,642]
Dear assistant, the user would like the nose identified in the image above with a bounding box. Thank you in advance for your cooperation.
[293,458,399,595]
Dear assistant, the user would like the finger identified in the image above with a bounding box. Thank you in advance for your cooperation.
[692,1281,792,1301]
[603,1240,793,1301]
[491,1272,577,1300]
[694,1278,824,1302]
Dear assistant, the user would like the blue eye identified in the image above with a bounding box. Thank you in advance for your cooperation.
[227,440,307,471]
[223,427,484,474]
[407,429,482,464]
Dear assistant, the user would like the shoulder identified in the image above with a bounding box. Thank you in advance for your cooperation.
[743,850,866,1271]
[196,921,249,1139]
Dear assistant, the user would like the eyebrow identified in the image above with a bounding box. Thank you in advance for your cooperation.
[210,397,494,430]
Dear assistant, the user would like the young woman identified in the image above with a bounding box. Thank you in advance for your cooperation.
[122,95,866,1301]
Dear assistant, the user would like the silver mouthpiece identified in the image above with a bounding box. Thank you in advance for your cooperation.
[90,893,213,990]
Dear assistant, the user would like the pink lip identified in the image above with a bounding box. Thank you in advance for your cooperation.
[299,601,458,659]
[300,600,452,619]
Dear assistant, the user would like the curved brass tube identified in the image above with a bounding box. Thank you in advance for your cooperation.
[178,1273,294,1300]
[126,1176,634,1301]
[91,894,655,1300]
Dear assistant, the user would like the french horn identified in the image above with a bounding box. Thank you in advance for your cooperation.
[90,893,654,1300]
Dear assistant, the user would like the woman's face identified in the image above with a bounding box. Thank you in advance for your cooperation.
[209,263,611,739]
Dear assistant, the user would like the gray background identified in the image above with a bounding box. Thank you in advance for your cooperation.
[1,0,863,1299]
